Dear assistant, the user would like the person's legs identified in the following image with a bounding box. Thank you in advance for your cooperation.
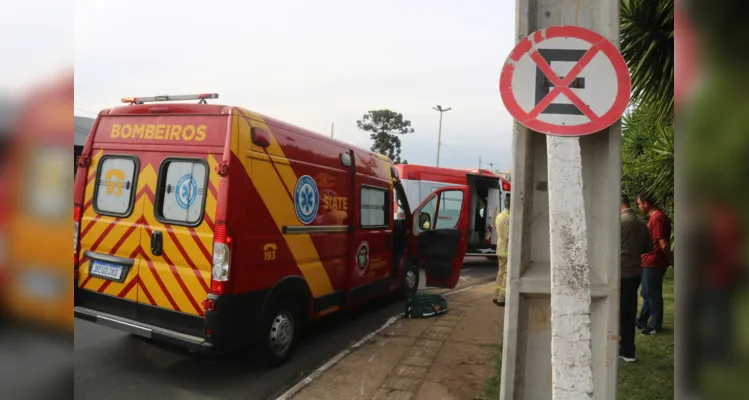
[620,276,641,359]
[636,268,651,328]
[646,267,667,332]
[494,257,508,304]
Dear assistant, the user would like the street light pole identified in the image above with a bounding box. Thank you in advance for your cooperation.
[432,105,451,167]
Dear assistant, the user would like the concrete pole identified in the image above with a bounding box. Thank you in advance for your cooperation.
[500,1,621,399]
[548,136,593,399]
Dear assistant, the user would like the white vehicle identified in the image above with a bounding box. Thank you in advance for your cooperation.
[394,164,511,256]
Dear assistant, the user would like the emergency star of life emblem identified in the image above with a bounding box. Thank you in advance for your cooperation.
[175,174,199,210]
[499,26,631,136]
[294,175,319,224]
[356,241,370,276]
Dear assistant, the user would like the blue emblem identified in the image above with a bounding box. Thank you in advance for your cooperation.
[294,175,319,224]
[175,174,199,210]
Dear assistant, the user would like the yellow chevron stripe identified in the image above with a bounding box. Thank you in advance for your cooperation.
[138,259,176,310]
[83,150,104,207]
[234,108,334,298]
[206,154,221,193]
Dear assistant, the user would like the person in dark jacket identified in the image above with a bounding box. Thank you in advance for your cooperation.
[619,195,653,362]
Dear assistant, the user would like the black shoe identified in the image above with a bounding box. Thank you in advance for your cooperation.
[640,327,661,335]
[635,320,648,330]
[492,298,505,306]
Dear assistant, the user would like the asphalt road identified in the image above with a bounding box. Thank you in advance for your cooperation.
[73,257,497,400]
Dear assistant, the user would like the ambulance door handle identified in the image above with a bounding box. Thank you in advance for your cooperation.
[151,231,163,257]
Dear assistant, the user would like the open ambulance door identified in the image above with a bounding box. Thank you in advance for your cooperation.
[408,186,471,289]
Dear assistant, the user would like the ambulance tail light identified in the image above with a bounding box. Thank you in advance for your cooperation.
[74,204,82,267]
[211,223,232,294]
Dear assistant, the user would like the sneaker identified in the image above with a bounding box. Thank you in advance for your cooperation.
[640,327,661,335]
[492,298,505,306]
[619,355,637,363]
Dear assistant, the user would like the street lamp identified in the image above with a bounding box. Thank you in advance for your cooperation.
[432,105,451,167]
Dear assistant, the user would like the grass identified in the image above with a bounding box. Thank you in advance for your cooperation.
[477,344,502,400]
[479,269,675,399]
[617,268,674,399]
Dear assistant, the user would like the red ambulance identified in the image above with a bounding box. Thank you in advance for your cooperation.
[73,94,472,366]
[394,164,511,256]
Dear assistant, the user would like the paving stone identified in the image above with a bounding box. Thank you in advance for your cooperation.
[414,339,443,349]
[381,375,422,392]
[372,388,414,400]
[401,346,440,367]
[392,365,429,380]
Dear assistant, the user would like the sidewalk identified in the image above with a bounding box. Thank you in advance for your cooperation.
[289,284,503,400]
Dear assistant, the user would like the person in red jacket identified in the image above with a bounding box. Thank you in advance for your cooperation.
[635,194,673,335]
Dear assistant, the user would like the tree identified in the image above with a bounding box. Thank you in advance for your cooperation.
[620,0,674,224]
[356,110,414,163]
[621,108,674,217]
[621,0,674,122]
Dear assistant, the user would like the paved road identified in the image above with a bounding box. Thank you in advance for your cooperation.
[74,257,497,400]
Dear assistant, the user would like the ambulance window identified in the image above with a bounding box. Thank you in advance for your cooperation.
[360,186,388,228]
[434,190,463,229]
[155,158,208,227]
[93,155,138,217]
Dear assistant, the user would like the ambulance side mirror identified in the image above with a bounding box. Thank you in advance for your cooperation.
[419,212,431,230]
[251,127,271,147]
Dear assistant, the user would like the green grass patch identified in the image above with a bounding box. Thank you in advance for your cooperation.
[479,269,675,399]
[617,268,674,399]
[477,344,502,400]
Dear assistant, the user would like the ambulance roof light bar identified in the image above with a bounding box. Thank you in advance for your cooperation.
[121,93,219,105]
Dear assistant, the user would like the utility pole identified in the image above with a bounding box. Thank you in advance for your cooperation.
[488,162,495,173]
[479,155,482,170]
[499,1,622,399]
[432,105,451,167]
[331,122,334,139]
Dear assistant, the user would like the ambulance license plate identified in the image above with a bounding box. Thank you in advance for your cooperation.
[89,260,124,281]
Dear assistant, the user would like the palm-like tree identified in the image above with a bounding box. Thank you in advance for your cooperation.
[620,0,674,122]
[620,0,674,217]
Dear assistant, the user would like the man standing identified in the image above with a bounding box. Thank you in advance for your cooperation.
[619,195,652,362]
[636,194,673,335]
[492,196,511,306]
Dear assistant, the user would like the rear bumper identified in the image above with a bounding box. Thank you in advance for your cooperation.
[74,287,269,354]
[74,306,213,353]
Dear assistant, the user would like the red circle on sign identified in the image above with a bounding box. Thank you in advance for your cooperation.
[499,26,631,136]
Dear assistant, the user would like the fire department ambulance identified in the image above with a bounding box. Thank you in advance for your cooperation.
[73,94,471,366]
[394,164,511,256]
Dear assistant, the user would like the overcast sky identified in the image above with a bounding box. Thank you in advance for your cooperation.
[68,0,515,170]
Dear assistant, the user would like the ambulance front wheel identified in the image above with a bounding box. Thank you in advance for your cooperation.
[260,298,299,367]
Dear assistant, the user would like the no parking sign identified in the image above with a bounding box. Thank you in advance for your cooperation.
[499,26,631,136]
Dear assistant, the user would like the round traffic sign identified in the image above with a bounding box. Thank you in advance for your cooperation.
[499,26,631,136]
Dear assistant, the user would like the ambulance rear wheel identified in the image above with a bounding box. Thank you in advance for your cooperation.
[260,298,299,367]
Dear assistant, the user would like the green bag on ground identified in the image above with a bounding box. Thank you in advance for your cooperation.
[405,293,448,318]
